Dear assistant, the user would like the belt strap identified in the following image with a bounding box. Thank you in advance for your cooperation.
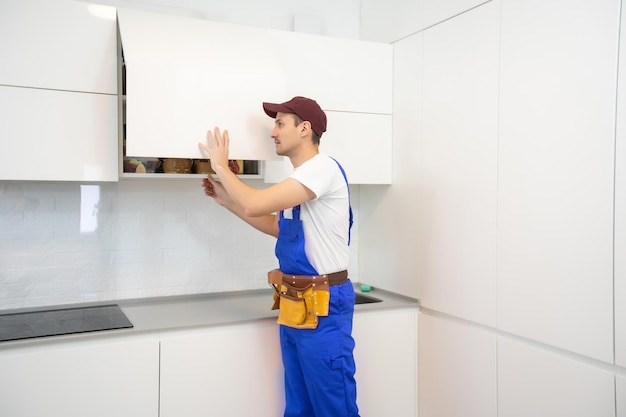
[267,269,348,287]
[283,270,348,286]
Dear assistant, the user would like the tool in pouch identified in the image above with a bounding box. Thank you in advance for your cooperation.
[268,269,330,329]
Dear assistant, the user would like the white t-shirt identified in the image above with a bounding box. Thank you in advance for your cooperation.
[287,153,351,275]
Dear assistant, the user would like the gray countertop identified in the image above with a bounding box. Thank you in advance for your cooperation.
[0,284,418,349]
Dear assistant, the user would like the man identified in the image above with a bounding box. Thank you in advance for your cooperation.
[199,96,359,417]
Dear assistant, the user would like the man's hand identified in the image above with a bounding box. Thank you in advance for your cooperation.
[199,127,230,173]
[201,174,231,207]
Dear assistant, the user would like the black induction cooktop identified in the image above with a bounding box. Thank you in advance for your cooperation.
[0,304,133,343]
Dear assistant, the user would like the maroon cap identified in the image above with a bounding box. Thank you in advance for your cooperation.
[263,96,327,137]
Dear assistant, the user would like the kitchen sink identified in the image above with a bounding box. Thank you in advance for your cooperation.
[354,292,382,305]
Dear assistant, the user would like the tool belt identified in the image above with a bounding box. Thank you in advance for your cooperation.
[268,269,348,329]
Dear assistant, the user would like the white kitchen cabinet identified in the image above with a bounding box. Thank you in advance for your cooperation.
[0,86,118,182]
[118,8,285,162]
[159,320,284,417]
[0,0,117,95]
[159,307,417,417]
[615,0,626,369]
[282,32,392,115]
[117,8,392,173]
[418,312,497,417]
[497,338,615,417]
[263,111,392,184]
[0,0,118,182]
[496,0,618,362]
[352,308,418,416]
[417,1,499,327]
[0,336,160,417]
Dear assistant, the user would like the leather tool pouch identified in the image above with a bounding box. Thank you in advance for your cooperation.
[268,269,330,329]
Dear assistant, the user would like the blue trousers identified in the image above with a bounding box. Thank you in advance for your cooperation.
[279,280,360,417]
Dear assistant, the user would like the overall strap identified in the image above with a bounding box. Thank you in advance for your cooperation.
[279,206,301,220]
[330,158,354,245]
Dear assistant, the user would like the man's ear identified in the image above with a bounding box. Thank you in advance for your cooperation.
[300,121,312,137]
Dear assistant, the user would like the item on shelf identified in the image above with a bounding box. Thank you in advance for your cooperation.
[162,158,192,174]
[123,157,160,173]
[193,159,214,174]
[228,160,241,174]
[243,160,259,175]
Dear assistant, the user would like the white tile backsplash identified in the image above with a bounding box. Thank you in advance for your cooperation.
[0,179,359,310]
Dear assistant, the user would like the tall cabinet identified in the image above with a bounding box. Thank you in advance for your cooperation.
[496,0,617,364]
[418,0,500,328]
[363,0,624,415]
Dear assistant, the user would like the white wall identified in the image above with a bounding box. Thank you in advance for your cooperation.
[0,0,362,310]
[0,178,361,310]
[82,0,360,39]
[361,0,625,415]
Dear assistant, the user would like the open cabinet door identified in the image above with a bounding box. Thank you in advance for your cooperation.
[117,8,286,160]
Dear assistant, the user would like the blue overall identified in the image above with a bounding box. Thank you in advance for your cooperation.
[275,162,359,417]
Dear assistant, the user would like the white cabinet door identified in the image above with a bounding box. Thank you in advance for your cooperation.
[418,313,497,417]
[497,0,617,362]
[0,86,118,181]
[418,1,499,327]
[118,9,286,161]
[283,32,392,115]
[160,321,284,417]
[353,308,417,416]
[0,0,117,94]
[498,338,615,417]
[0,337,160,417]
[264,112,392,184]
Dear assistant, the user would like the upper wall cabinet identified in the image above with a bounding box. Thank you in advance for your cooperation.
[282,32,392,115]
[117,8,393,179]
[0,86,118,181]
[264,111,392,184]
[117,9,286,162]
[0,0,119,182]
[0,0,117,94]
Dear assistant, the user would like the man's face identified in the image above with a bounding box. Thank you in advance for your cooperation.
[271,112,303,156]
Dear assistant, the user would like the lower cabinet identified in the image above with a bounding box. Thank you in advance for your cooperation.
[0,308,418,417]
[0,337,160,417]
[160,308,418,417]
[498,338,615,417]
[618,375,626,417]
[353,308,418,416]
[159,320,284,417]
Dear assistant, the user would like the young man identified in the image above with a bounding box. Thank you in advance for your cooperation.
[199,96,359,417]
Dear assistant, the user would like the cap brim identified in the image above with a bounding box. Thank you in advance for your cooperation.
[263,102,291,118]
